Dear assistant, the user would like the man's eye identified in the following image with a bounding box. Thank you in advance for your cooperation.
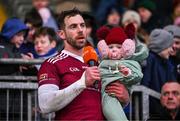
[163,92,169,96]
[70,25,76,29]
[81,23,86,28]
[172,91,180,96]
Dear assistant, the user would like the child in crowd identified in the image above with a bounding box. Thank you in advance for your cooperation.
[141,29,176,117]
[97,26,143,120]
[0,17,29,75]
[26,27,58,70]
[164,25,180,82]
[0,17,29,120]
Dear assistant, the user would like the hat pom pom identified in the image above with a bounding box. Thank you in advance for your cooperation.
[124,23,135,39]
[96,26,110,41]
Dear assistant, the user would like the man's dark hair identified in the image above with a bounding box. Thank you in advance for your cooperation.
[161,80,179,92]
[57,8,82,29]
[24,8,43,28]
[33,27,57,42]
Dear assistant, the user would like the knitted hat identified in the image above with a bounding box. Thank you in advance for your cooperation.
[137,0,156,13]
[124,23,136,39]
[96,25,111,41]
[163,25,180,38]
[0,18,28,41]
[105,27,127,45]
[148,29,174,53]
[122,10,141,27]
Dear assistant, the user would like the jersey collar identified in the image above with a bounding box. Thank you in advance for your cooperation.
[62,50,84,62]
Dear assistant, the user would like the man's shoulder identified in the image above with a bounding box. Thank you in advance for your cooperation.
[45,51,69,64]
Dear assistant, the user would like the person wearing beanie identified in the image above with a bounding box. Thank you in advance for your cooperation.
[97,26,143,120]
[164,25,180,82]
[164,25,180,56]
[122,10,141,29]
[136,0,171,35]
[141,29,176,119]
[121,10,149,67]
[148,29,174,55]
[122,10,149,43]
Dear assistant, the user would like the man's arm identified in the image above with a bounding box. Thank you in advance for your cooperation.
[105,81,130,107]
[38,72,86,113]
[38,66,100,113]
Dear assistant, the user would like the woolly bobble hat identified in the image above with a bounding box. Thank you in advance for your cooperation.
[124,23,136,39]
[122,10,141,27]
[163,25,180,38]
[105,27,127,45]
[96,25,111,41]
[137,0,156,13]
[148,29,174,53]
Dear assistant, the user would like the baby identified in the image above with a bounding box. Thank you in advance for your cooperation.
[97,26,143,120]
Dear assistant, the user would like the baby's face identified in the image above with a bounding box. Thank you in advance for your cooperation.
[108,44,122,59]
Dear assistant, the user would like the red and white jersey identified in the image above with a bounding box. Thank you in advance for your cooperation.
[38,50,103,120]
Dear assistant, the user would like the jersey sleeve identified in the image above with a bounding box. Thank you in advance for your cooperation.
[38,61,60,87]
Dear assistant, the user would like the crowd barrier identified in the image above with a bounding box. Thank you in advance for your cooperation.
[0,58,161,121]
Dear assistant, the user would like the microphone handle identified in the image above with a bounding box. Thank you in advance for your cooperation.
[88,60,99,89]
[94,80,99,89]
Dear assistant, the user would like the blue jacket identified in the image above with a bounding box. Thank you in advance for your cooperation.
[141,51,176,92]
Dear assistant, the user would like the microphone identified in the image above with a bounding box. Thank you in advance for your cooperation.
[83,46,98,66]
[83,46,99,89]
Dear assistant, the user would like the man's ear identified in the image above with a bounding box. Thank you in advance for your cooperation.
[57,30,65,40]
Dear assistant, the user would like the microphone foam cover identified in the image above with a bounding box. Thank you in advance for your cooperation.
[83,46,98,64]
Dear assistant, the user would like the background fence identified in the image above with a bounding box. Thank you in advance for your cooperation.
[0,58,161,121]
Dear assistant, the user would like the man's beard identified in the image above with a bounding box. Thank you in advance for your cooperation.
[66,37,86,50]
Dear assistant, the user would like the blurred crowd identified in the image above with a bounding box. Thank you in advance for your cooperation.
[0,0,180,120]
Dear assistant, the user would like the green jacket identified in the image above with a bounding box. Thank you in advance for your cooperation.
[99,59,143,121]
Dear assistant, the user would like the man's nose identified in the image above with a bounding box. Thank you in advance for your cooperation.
[168,93,174,100]
[21,36,24,41]
[77,25,83,32]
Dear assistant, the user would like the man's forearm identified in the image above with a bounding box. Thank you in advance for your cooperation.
[38,72,86,113]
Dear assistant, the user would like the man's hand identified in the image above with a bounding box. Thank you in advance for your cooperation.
[85,66,101,87]
[105,81,130,105]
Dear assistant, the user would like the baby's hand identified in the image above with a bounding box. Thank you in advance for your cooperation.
[119,65,131,77]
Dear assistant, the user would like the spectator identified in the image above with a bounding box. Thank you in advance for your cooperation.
[0,17,29,121]
[20,9,43,55]
[82,12,97,47]
[104,6,122,27]
[148,81,180,120]
[136,0,171,35]
[122,10,148,44]
[0,17,28,75]
[33,27,58,70]
[164,25,180,82]
[94,0,124,26]
[121,10,149,66]
[38,8,129,120]
[27,0,58,31]
[97,26,143,120]
[141,29,176,117]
